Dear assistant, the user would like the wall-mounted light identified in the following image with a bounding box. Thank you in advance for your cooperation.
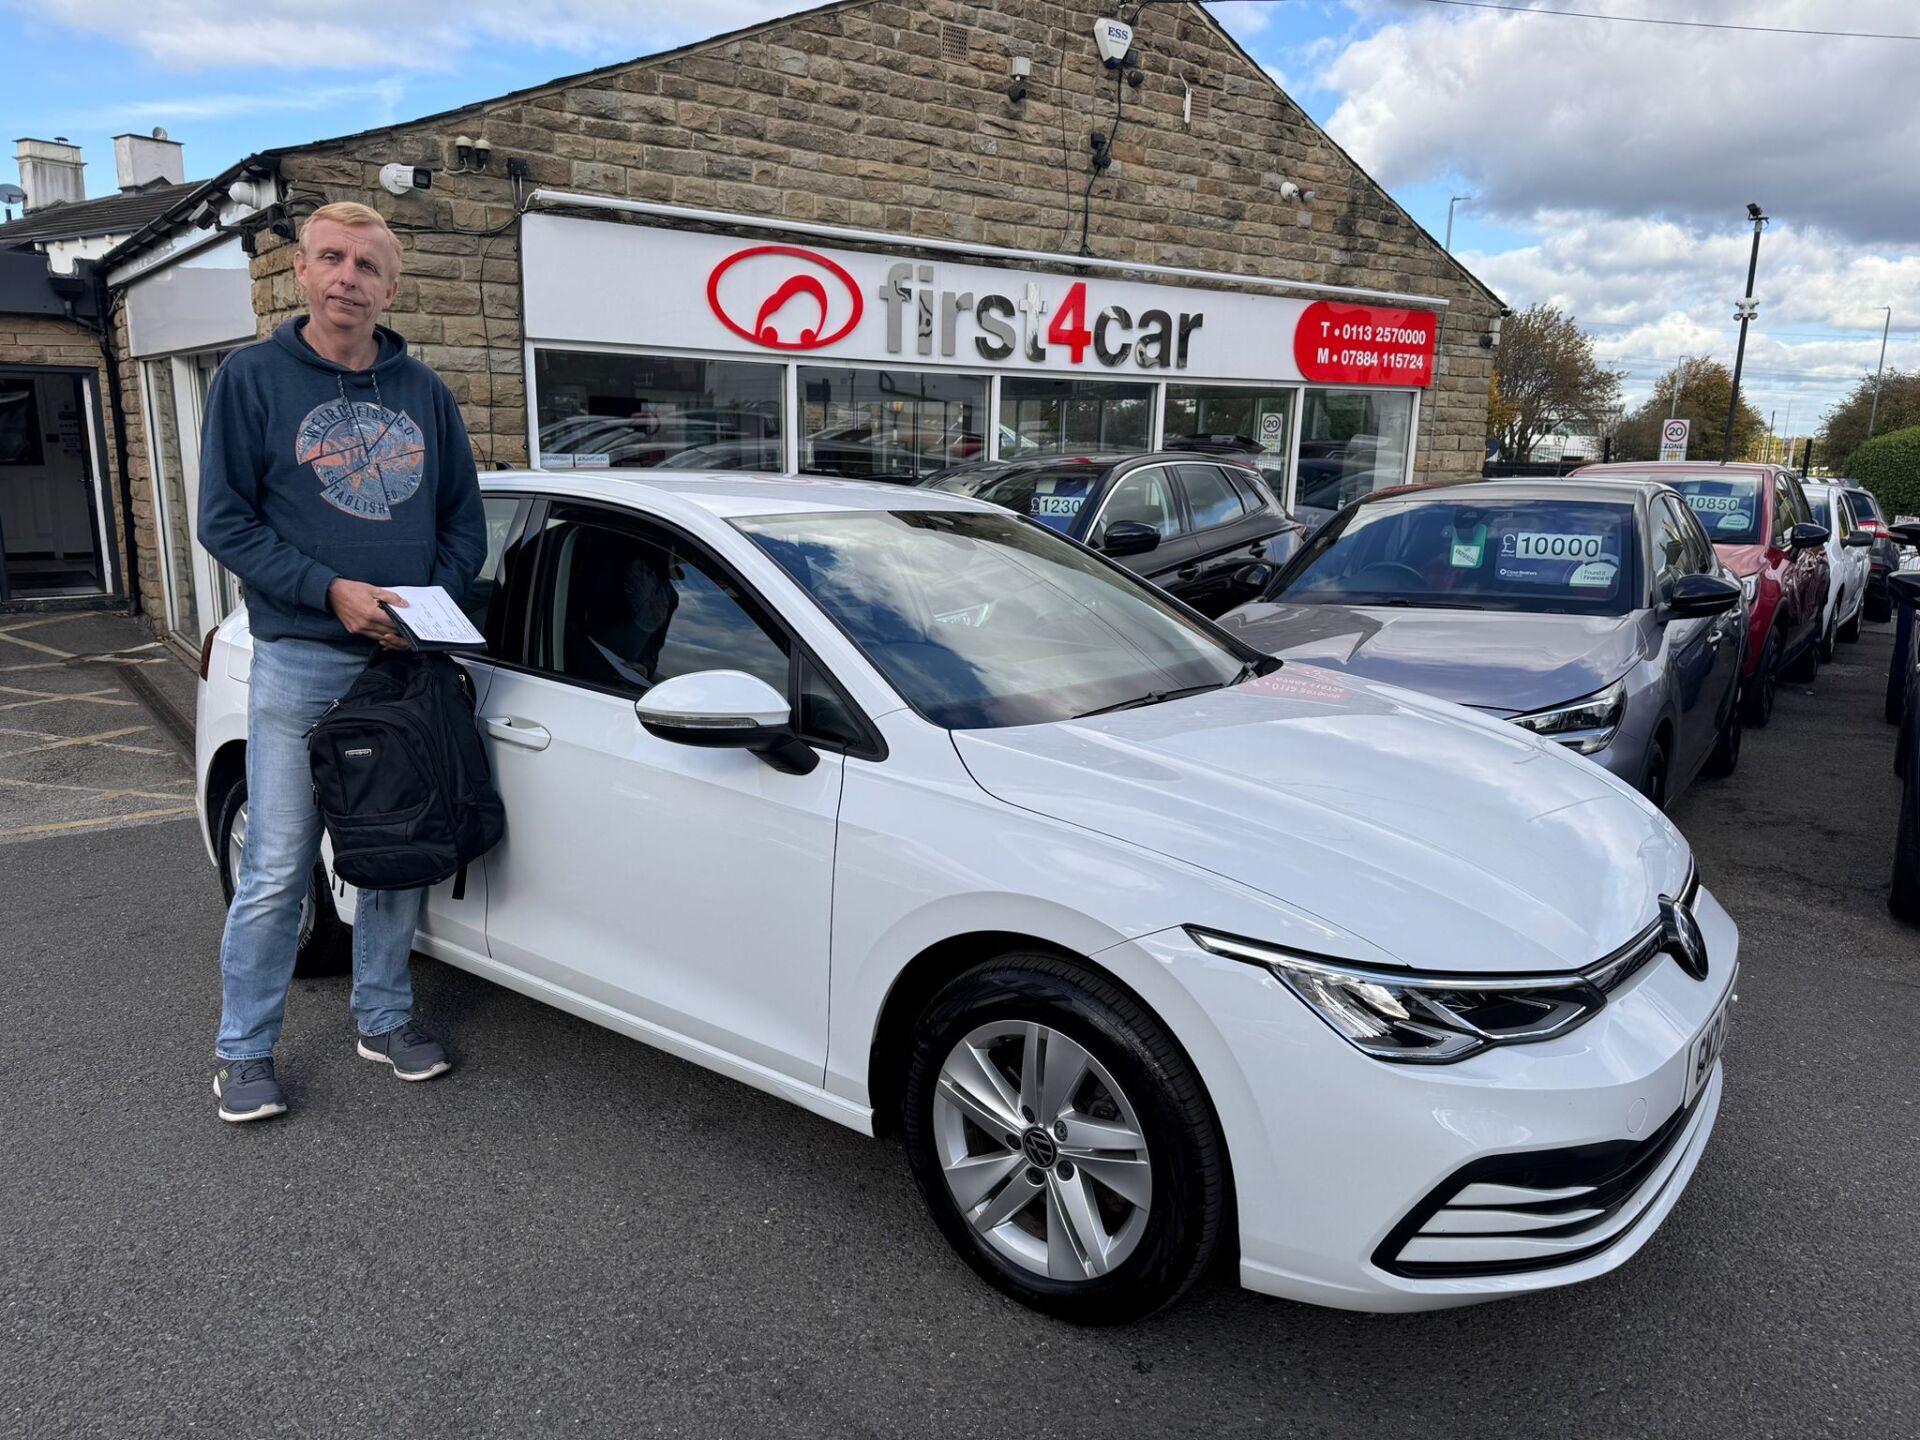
[1007,55,1030,106]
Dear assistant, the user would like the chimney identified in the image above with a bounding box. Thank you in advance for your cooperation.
[113,128,186,192]
[14,137,85,211]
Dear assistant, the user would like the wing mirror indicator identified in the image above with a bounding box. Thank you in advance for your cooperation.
[1101,521,1161,557]
[633,670,818,775]
[1664,573,1743,620]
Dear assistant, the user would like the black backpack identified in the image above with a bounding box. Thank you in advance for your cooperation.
[308,651,505,894]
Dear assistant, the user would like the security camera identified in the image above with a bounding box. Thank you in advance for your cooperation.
[1094,16,1133,67]
[379,163,431,196]
[1746,201,1765,221]
[1279,180,1300,201]
[1006,77,1028,104]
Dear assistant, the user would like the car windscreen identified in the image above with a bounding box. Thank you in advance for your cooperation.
[1271,497,1639,616]
[736,509,1249,729]
[924,464,1106,534]
[1670,477,1764,544]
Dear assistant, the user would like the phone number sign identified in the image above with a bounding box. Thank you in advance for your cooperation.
[1292,301,1438,388]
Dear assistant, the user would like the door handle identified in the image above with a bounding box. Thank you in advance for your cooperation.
[481,715,551,751]
[1177,566,1202,580]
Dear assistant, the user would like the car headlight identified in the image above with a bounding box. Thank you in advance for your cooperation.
[1509,678,1626,755]
[1739,573,1758,604]
[1188,929,1608,1064]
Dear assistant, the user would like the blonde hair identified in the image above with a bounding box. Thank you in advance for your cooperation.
[298,201,403,275]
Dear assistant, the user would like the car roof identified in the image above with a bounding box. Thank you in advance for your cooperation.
[1358,477,1659,506]
[1572,461,1789,479]
[478,468,999,521]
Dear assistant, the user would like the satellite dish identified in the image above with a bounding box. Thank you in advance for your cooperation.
[0,185,26,204]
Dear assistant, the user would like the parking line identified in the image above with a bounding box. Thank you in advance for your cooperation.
[0,629,75,659]
[0,686,136,713]
[0,724,163,760]
[0,774,191,802]
[0,805,196,840]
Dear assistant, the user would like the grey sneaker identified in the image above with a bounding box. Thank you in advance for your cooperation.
[357,1020,451,1081]
[213,1057,288,1123]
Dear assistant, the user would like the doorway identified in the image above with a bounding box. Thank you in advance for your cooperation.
[0,367,111,601]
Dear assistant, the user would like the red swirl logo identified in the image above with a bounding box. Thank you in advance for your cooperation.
[706,245,864,351]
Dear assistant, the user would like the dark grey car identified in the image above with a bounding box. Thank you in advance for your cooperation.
[1218,478,1747,808]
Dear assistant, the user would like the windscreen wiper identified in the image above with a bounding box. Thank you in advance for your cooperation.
[1072,656,1280,719]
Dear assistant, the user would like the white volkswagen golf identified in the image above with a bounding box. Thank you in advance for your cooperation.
[196,471,1737,1322]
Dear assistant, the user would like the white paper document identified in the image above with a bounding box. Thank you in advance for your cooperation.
[383,585,486,647]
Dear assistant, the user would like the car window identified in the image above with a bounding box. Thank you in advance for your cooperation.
[1783,475,1814,526]
[1176,464,1247,531]
[1773,476,1797,545]
[465,494,525,631]
[1096,466,1184,541]
[1274,496,1638,615]
[1844,489,1881,524]
[530,510,789,698]
[1807,494,1830,529]
[1653,498,1693,595]
[933,463,1101,535]
[1672,477,1763,545]
[1662,496,1714,578]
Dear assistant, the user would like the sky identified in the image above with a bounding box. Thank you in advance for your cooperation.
[3,0,1914,440]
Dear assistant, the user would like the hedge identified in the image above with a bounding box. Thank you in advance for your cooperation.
[1850,424,1920,520]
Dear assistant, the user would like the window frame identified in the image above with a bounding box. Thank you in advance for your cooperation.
[1173,462,1251,534]
[488,495,887,762]
[1085,462,1187,544]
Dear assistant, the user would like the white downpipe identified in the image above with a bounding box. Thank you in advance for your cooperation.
[524,191,1453,310]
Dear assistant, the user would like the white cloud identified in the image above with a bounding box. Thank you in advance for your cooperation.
[17,0,819,71]
[1324,1,1920,247]
[76,80,411,126]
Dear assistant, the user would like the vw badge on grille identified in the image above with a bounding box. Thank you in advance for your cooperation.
[1658,895,1709,981]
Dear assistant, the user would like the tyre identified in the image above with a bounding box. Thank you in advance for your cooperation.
[901,956,1227,1325]
[1702,698,1742,779]
[213,773,348,978]
[1743,631,1781,727]
[1889,613,1913,726]
[1891,762,1920,924]
[1818,606,1838,663]
[1642,735,1671,810]
[1839,596,1861,645]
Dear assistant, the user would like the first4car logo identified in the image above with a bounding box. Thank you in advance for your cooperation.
[706,245,1205,370]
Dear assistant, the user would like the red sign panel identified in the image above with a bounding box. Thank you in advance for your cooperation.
[1292,302,1437,388]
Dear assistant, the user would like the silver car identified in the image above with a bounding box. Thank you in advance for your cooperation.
[1219,478,1747,807]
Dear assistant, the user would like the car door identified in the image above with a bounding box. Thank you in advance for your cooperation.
[1830,490,1868,618]
[1651,496,1719,772]
[1085,463,1200,597]
[1170,462,1273,616]
[475,499,850,1084]
[1668,496,1740,767]
[1780,473,1826,648]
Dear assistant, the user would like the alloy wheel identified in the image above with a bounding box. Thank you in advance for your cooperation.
[227,800,316,949]
[932,1020,1152,1282]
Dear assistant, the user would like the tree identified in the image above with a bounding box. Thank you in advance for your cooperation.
[1611,357,1765,463]
[1488,304,1623,462]
[1818,368,1920,474]
[1849,424,1920,519]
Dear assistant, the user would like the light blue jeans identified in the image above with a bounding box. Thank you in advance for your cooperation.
[216,636,426,1060]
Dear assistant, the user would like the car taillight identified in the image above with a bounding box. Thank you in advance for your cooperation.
[198,627,218,681]
[1863,520,1889,539]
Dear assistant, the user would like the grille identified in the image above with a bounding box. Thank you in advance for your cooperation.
[1373,1088,1711,1278]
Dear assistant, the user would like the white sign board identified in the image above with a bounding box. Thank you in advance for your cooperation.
[521,215,1437,388]
[1660,418,1691,462]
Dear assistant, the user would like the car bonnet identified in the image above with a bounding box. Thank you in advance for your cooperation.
[951,665,1690,974]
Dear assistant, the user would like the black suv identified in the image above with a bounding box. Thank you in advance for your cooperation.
[922,452,1305,617]
[1838,483,1902,621]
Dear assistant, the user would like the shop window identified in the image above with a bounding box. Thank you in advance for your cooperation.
[1296,390,1414,523]
[534,350,783,471]
[1163,384,1294,492]
[799,366,988,482]
[1000,377,1152,457]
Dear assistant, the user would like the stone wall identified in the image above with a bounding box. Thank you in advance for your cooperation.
[0,312,136,606]
[244,0,1498,481]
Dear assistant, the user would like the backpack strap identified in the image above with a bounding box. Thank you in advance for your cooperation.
[451,862,468,902]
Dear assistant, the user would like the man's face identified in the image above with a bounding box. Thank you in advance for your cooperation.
[294,219,400,333]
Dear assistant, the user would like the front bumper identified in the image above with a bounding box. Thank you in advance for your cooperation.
[1117,885,1738,1312]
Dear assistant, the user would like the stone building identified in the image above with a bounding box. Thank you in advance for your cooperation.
[98,0,1502,647]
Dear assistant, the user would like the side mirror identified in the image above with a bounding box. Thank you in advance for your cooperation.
[1789,523,1830,551]
[634,670,818,775]
[1889,523,1920,548]
[1664,572,1742,620]
[1100,520,1161,557]
[1891,572,1920,610]
[1233,561,1276,593]
[1843,531,1874,547]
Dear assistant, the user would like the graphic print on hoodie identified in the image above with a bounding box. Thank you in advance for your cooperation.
[196,317,486,644]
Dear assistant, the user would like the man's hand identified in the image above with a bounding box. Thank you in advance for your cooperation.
[327,579,413,651]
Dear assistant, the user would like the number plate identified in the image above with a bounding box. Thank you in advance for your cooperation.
[1684,990,1732,1107]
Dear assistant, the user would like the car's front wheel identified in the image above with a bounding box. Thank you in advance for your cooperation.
[1703,698,1742,779]
[1744,631,1781,727]
[901,956,1226,1324]
[214,774,348,978]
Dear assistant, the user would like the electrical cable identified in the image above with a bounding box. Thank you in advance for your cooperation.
[1412,0,1920,42]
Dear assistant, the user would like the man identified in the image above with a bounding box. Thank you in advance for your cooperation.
[198,200,486,1123]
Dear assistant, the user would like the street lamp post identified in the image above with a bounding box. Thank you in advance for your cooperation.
[1868,305,1893,440]
[1445,194,1471,254]
[1723,203,1768,460]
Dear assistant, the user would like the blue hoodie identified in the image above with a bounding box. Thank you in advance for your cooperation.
[196,317,487,644]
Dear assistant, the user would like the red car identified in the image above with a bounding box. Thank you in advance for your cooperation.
[1572,463,1830,726]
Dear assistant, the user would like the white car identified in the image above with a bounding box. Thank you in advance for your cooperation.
[195,471,1738,1321]
[1803,480,1874,658]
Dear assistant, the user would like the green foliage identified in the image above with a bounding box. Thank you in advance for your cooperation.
[1850,424,1920,519]
[1819,369,1920,474]
[1611,358,1764,463]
